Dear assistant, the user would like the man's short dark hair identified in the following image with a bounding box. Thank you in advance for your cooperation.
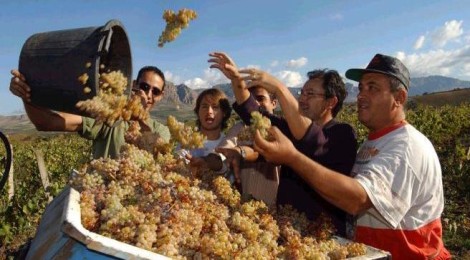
[249,85,277,101]
[137,66,166,90]
[307,69,347,117]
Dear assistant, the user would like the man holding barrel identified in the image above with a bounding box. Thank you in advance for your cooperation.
[9,66,170,159]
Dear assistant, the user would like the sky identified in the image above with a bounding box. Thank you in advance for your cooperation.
[1,0,470,115]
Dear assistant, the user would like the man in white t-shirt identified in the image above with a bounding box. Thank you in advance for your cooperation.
[251,53,451,259]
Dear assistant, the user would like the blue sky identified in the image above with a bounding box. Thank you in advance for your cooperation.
[1,0,470,115]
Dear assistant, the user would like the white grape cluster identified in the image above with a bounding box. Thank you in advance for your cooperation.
[238,111,273,143]
[76,66,149,126]
[70,132,367,259]
[158,8,197,47]
[167,115,205,149]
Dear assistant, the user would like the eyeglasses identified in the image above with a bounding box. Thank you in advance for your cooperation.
[297,89,325,99]
[254,95,269,102]
[138,82,163,96]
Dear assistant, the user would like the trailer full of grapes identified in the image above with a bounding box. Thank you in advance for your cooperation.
[25,186,390,259]
[25,186,169,259]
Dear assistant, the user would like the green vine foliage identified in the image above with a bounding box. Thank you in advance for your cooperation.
[1,103,469,258]
[0,134,91,257]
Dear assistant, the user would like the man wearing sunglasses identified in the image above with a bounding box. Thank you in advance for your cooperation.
[9,66,170,159]
[209,52,357,237]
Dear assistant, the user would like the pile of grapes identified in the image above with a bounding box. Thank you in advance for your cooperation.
[70,116,367,259]
[158,8,198,47]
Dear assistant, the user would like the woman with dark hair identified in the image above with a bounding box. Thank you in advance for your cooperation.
[179,88,233,176]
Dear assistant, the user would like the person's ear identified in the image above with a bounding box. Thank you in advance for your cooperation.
[272,99,278,108]
[327,96,338,111]
[394,88,407,107]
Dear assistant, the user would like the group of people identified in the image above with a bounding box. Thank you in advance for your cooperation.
[9,52,451,259]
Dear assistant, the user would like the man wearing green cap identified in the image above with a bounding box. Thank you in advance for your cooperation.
[252,53,450,259]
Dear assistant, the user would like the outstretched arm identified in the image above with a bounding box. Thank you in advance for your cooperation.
[253,126,372,215]
[239,68,312,140]
[10,69,83,132]
[208,52,250,105]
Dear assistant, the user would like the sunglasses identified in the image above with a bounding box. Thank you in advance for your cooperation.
[138,82,163,96]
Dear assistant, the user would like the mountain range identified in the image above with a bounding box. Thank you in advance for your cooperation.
[161,75,470,105]
[1,75,469,134]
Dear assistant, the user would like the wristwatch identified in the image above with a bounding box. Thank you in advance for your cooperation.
[238,145,246,160]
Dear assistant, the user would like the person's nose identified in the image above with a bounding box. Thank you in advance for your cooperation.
[357,88,367,100]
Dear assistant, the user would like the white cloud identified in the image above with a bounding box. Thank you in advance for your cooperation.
[464,63,470,77]
[274,70,304,87]
[245,64,261,69]
[414,35,426,50]
[394,20,470,80]
[431,20,463,47]
[395,45,470,78]
[184,68,229,89]
[164,70,181,84]
[270,60,279,67]
[285,57,308,69]
[184,77,208,89]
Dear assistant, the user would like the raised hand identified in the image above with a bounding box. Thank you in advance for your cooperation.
[238,68,285,96]
[208,52,242,82]
[209,51,250,104]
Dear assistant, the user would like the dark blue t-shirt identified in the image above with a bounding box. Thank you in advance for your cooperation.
[233,94,357,236]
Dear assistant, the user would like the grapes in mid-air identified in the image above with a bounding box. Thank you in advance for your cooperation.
[158,8,197,47]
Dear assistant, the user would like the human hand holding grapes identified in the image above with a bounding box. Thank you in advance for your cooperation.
[253,126,296,166]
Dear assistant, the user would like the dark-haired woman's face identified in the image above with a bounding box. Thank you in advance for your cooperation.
[197,95,225,133]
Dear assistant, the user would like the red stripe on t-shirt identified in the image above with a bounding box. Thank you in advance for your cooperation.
[368,120,407,140]
[355,218,451,259]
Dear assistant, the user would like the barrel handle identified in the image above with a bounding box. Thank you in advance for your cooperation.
[99,28,114,55]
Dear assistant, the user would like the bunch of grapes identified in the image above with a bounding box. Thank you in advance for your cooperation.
[250,111,273,140]
[76,66,149,126]
[167,115,205,149]
[238,111,274,143]
[158,8,197,47]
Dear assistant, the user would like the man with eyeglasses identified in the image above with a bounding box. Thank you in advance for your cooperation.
[252,54,451,259]
[9,66,170,159]
[208,52,357,237]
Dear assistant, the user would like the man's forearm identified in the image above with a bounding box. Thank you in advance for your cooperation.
[24,102,82,132]
[277,86,311,140]
[286,151,372,215]
[231,79,250,105]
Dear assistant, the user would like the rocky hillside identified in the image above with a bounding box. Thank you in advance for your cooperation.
[147,75,470,106]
